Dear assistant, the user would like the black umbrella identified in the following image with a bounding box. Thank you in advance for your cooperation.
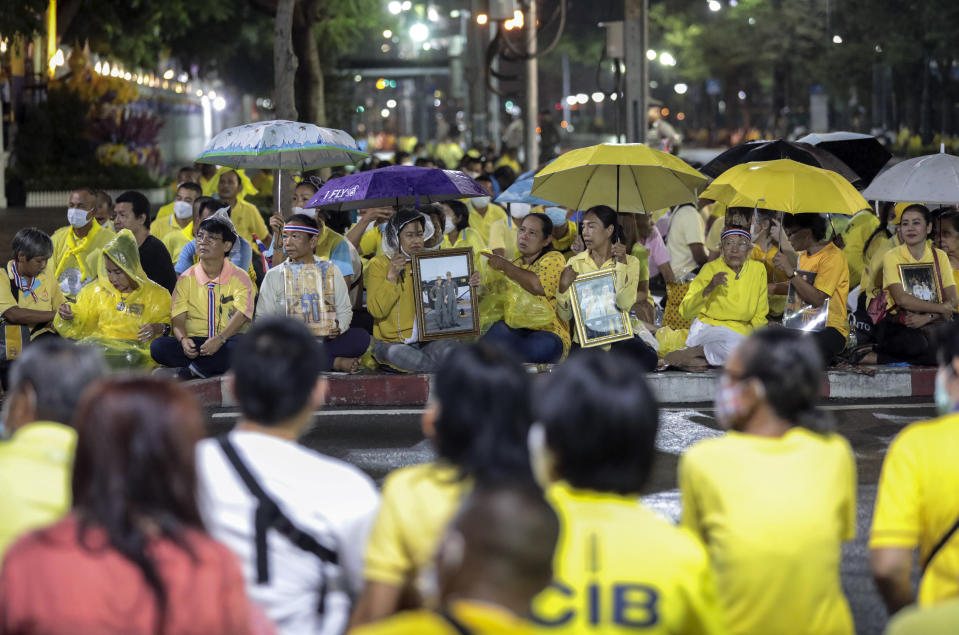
[701,139,862,186]
[797,131,892,185]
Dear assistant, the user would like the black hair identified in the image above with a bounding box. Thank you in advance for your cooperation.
[783,213,843,248]
[475,173,492,183]
[287,213,320,230]
[116,190,151,223]
[11,227,53,261]
[582,205,625,244]
[94,189,113,210]
[940,210,959,235]
[9,339,106,424]
[177,165,198,177]
[414,157,433,167]
[492,165,517,190]
[433,342,534,485]
[295,180,320,194]
[534,351,658,495]
[739,328,832,433]
[193,196,221,218]
[197,216,237,250]
[231,319,327,424]
[446,199,470,230]
[394,150,411,164]
[901,203,932,224]
[177,182,202,197]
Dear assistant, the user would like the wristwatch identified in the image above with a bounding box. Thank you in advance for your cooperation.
[787,270,797,279]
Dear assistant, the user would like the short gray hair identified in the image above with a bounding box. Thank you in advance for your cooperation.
[11,228,53,261]
[9,339,107,425]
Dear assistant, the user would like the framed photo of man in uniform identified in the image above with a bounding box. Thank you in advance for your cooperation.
[411,248,479,341]
[569,269,633,347]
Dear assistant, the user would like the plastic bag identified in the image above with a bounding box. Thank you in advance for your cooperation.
[655,326,689,359]
[504,279,555,330]
[79,335,155,370]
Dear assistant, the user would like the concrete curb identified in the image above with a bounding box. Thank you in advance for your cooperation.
[194,367,935,410]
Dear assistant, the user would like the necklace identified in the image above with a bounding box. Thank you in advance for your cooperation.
[117,292,130,311]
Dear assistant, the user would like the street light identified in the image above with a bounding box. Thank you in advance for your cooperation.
[832,34,843,44]
[708,0,721,11]
[674,83,688,95]
[659,52,676,67]
[647,49,657,61]
[383,29,392,38]
[576,93,589,104]
[387,99,397,108]
[476,13,488,25]
[388,1,402,15]
[409,23,429,42]
[591,92,605,103]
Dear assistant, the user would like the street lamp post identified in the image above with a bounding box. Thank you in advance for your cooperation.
[624,0,647,143]
[524,0,538,170]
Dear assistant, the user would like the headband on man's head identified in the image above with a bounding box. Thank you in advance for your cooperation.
[721,228,751,242]
[283,223,320,236]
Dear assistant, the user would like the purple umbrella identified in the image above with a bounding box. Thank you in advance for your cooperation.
[305,165,489,210]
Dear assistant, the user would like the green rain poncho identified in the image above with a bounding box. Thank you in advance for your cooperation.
[54,229,172,368]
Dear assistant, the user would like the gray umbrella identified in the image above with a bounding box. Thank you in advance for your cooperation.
[861,149,959,205]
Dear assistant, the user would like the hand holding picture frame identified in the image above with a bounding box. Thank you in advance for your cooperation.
[569,269,633,347]
[411,247,480,341]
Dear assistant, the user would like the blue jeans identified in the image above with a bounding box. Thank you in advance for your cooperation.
[482,321,563,364]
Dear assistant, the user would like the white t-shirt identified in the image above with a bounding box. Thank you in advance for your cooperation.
[666,204,706,279]
[197,430,379,635]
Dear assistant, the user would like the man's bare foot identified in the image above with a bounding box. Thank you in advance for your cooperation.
[333,357,361,373]
[859,352,878,365]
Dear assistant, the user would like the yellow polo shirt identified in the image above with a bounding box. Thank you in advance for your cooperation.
[171,261,254,337]
[150,211,191,241]
[45,222,116,297]
[358,225,385,259]
[351,600,542,635]
[365,254,416,343]
[229,198,270,250]
[679,258,768,335]
[842,210,880,289]
[532,482,724,634]
[552,221,579,257]
[798,242,850,336]
[862,234,898,301]
[440,227,485,256]
[881,243,955,311]
[488,217,519,260]
[870,413,959,607]
[749,243,787,316]
[364,463,469,588]
[0,262,65,339]
[162,223,194,261]
[0,422,76,560]
[468,201,508,245]
[680,428,856,635]
[153,201,175,220]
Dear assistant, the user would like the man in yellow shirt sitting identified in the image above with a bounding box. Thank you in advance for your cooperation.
[350,485,559,635]
[0,340,106,560]
[152,182,202,243]
[467,175,508,245]
[871,321,959,614]
[45,188,116,299]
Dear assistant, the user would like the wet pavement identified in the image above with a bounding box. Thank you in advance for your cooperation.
[207,399,936,635]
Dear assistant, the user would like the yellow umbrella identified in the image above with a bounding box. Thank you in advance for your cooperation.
[700,159,870,216]
[530,143,709,213]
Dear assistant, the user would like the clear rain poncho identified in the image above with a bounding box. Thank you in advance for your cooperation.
[54,229,172,369]
[381,208,435,259]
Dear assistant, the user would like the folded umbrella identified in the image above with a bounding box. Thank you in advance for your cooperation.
[306,164,489,210]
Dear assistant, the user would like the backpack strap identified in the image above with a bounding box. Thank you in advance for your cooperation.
[922,513,959,574]
[216,435,339,587]
[435,609,473,635]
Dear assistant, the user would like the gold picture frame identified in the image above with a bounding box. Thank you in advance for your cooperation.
[411,247,480,341]
[569,269,633,348]
[899,263,941,304]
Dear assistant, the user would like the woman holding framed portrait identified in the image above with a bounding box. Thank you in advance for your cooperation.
[481,213,570,364]
[857,204,957,366]
[556,206,658,371]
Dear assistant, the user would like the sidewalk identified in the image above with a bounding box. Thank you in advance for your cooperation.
[193,365,936,409]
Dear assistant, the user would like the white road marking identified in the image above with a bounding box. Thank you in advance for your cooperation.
[210,408,425,419]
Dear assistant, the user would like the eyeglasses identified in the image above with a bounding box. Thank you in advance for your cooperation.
[196,232,222,244]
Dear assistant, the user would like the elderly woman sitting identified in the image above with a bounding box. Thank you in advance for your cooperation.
[54,229,172,369]
[664,228,768,371]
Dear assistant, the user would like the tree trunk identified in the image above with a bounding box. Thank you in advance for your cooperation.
[273,0,298,218]
[292,0,326,126]
[919,52,932,143]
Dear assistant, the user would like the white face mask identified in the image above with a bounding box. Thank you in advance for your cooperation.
[67,207,90,228]
[887,222,898,235]
[292,206,315,218]
[444,216,456,235]
[527,423,555,490]
[473,196,490,209]
[173,200,193,219]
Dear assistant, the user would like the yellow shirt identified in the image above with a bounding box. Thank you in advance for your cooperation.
[495,154,522,174]
[229,198,270,252]
[468,201,508,245]
[679,258,768,335]
[365,254,416,343]
[798,242,850,336]
[0,262,65,338]
[862,234,897,301]
[0,422,76,560]
[488,217,519,260]
[680,428,856,635]
[514,251,571,358]
[870,412,959,607]
[364,463,469,588]
[162,223,194,261]
[150,211,191,240]
[358,225,385,259]
[350,600,542,635]
[153,200,175,221]
[881,243,956,311]
[557,251,640,345]
[532,482,725,634]
[171,261,254,338]
[552,221,579,257]
[45,222,116,297]
[440,227,485,256]
[885,597,959,635]
[841,210,880,289]
[749,243,787,316]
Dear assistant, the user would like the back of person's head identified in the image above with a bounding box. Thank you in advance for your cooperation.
[738,328,831,432]
[492,165,517,190]
[115,190,151,223]
[11,227,53,261]
[231,318,327,425]
[194,196,221,218]
[432,342,533,485]
[70,376,205,629]
[533,351,658,495]
[8,340,106,424]
[437,484,559,604]
[94,189,113,211]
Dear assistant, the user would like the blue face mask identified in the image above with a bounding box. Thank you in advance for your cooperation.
[935,368,956,416]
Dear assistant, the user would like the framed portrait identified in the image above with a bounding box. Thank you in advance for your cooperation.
[899,263,940,303]
[569,269,633,348]
[283,262,338,337]
[783,270,829,332]
[411,247,480,341]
